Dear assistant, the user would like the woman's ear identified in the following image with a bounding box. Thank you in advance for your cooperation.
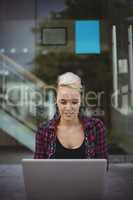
[55,103,60,114]
[78,105,84,117]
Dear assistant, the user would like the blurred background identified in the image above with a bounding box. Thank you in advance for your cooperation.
[0,0,133,163]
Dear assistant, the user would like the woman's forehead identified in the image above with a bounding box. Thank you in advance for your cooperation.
[57,87,80,99]
[58,93,80,99]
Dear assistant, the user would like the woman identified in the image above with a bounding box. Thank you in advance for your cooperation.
[34,72,108,160]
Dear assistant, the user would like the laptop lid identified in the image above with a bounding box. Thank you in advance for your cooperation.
[22,159,107,200]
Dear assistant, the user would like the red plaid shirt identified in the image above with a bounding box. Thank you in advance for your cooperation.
[34,114,108,160]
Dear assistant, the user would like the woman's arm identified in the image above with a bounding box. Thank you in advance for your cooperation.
[34,123,48,159]
[95,119,108,159]
[94,118,109,170]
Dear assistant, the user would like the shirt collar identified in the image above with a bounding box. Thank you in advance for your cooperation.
[48,113,91,132]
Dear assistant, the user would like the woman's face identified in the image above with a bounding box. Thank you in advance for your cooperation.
[56,86,81,121]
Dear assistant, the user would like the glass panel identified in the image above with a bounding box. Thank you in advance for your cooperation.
[0,0,133,156]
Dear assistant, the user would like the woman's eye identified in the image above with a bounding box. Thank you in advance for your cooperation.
[72,101,79,104]
[60,100,67,105]
[59,99,79,105]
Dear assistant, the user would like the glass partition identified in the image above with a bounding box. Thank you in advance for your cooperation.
[0,0,133,154]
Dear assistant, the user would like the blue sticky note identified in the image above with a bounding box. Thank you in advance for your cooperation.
[75,20,100,54]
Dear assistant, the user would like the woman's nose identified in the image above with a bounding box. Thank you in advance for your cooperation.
[65,103,72,110]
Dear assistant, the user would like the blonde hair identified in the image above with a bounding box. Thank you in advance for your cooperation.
[57,72,82,92]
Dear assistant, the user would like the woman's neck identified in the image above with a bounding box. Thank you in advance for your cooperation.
[59,117,80,128]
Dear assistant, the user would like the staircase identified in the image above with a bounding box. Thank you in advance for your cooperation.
[0,53,55,151]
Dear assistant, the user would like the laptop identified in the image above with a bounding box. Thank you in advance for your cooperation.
[22,159,107,200]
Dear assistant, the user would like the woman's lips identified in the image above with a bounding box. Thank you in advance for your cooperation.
[64,113,75,116]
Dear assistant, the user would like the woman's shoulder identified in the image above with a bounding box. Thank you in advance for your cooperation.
[81,115,105,129]
[37,117,57,133]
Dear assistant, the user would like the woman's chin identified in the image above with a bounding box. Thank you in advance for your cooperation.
[63,115,77,121]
